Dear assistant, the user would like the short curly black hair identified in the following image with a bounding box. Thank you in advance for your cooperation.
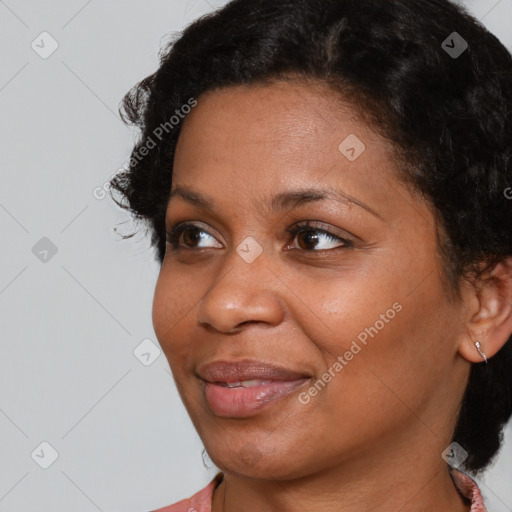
[109,0,512,474]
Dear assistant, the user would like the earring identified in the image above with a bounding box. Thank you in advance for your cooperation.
[474,341,488,364]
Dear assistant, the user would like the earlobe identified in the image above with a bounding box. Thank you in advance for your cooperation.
[458,258,512,363]
[459,335,491,364]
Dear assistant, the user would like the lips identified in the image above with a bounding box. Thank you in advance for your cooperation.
[197,359,312,417]
[197,359,311,384]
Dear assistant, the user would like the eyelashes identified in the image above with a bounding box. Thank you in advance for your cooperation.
[165,220,354,253]
[166,223,221,250]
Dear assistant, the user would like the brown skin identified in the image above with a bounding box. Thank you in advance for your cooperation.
[152,80,512,512]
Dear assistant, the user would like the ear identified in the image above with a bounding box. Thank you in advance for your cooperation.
[458,258,512,363]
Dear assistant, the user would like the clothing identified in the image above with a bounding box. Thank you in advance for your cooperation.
[150,468,486,512]
[151,472,223,512]
[450,469,487,512]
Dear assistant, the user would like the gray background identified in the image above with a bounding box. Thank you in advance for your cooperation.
[0,0,511,511]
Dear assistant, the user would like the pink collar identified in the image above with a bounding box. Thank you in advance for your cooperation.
[450,469,487,511]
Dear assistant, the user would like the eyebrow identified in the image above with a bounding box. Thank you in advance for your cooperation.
[168,185,383,220]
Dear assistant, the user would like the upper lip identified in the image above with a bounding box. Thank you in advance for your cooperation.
[197,359,311,383]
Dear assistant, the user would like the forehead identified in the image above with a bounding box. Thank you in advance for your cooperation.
[170,80,415,221]
[177,80,370,154]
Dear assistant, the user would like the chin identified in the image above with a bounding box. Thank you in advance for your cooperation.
[205,438,319,481]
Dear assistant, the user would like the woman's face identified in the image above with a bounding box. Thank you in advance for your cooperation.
[152,80,471,479]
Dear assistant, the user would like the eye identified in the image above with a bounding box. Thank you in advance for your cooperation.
[285,221,353,252]
[166,220,353,253]
[166,223,221,250]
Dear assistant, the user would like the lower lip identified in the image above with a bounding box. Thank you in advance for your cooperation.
[203,379,309,417]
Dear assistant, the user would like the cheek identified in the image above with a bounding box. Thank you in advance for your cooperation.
[298,265,450,413]
[152,267,196,364]
[284,262,403,358]
[323,294,452,430]
[151,272,172,345]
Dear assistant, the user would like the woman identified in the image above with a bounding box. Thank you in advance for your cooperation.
[110,0,512,510]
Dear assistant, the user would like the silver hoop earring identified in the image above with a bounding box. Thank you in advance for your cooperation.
[474,341,488,364]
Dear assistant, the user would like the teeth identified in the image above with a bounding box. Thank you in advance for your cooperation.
[224,380,273,388]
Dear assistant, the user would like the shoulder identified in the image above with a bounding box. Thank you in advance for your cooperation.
[450,468,487,512]
[150,472,224,512]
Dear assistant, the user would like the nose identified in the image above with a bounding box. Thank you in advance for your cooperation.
[195,249,285,334]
